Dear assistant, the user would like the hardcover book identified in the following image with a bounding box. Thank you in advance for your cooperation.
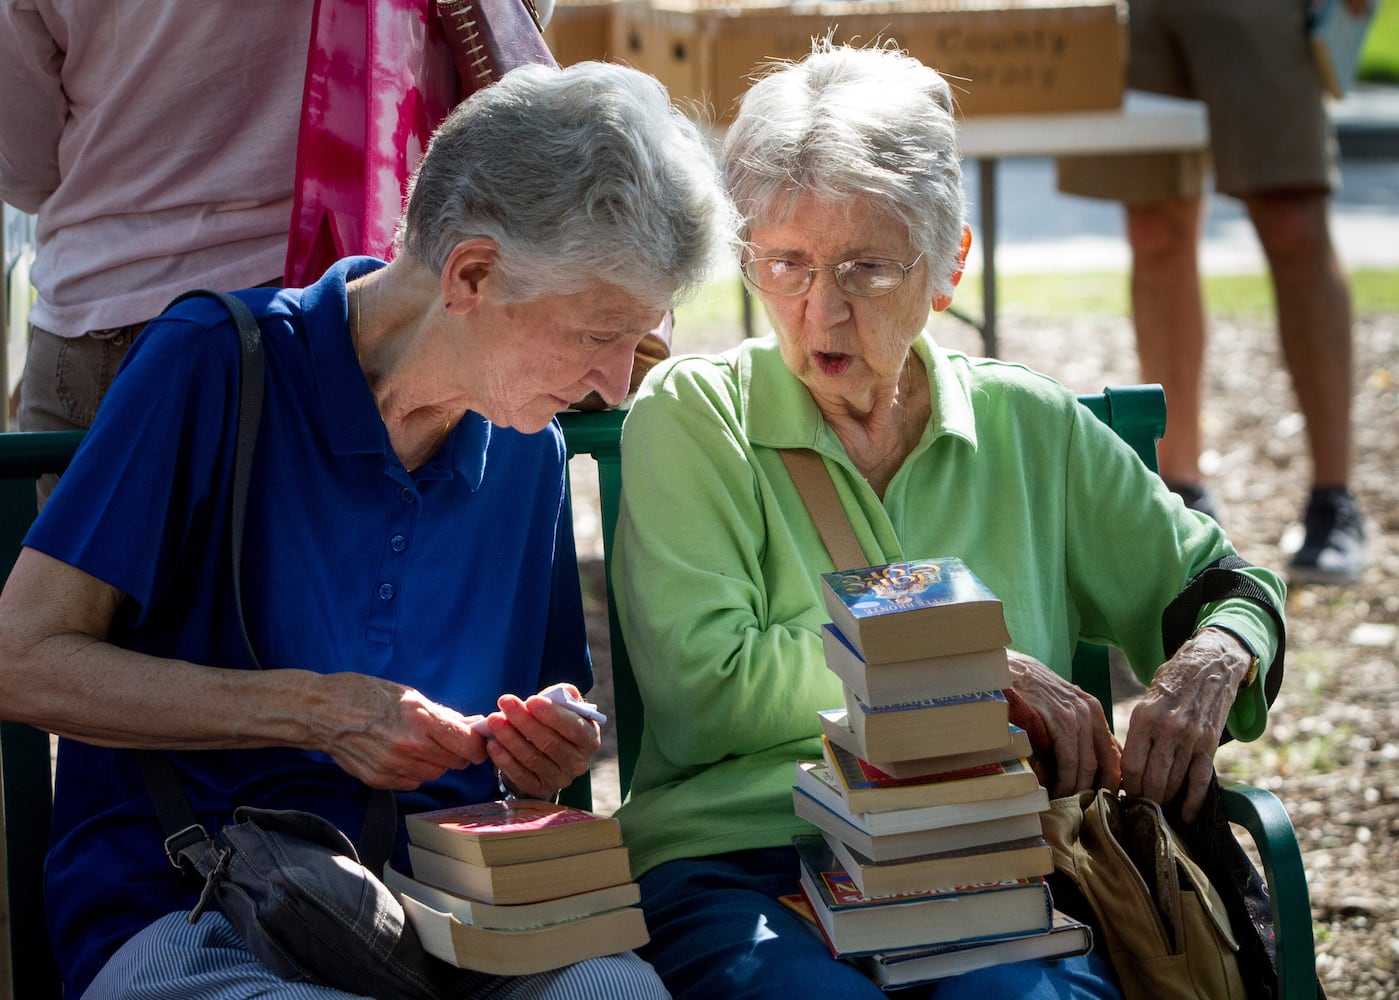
[819,709,1032,779]
[794,782,1046,863]
[820,558,1011,663]
[822,737,1041,814]
[822,831,1054,898]
[794,835,1054,956]
[408,842,634,905]
[405,799,622,867]
[855,910,1093,987]
[822,623,1011,706]
[400,893,650,976]
[384,866,642,931]
[842,688,1010,762]
[795,761,1049,841]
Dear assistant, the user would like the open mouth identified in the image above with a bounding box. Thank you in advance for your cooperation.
[814,352,854,376]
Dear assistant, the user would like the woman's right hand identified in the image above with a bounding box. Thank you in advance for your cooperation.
[316,672,490,790]
[1007,651,1122,797]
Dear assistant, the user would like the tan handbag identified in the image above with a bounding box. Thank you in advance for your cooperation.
[1041,789,1246,1000]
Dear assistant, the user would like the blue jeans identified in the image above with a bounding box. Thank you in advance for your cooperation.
[637,847,1122,1000]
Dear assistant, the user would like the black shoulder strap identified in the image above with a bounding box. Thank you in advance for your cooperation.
[166,290,265,667]
[140,289,267,865]
[1161,554,1286,735]
[138,290,398,875]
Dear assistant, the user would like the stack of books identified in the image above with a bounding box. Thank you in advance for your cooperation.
[791,556,1091,985]
[388,799,649,975]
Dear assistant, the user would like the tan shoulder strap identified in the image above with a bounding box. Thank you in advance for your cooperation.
[778,449,871,571]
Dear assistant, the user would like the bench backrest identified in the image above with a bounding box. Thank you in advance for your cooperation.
[0,388,1164,998]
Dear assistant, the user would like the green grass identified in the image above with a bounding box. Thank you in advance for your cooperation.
[970,267,1399,320]
[1360,0,1399,82]
[672,267,1399,346]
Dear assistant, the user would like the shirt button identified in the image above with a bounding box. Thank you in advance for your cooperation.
[378,583,395,601]
[400,487,415,503]
[390,534,407,552]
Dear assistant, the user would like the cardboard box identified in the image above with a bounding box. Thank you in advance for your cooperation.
[545,0,621,65]
[611,0,1127,121]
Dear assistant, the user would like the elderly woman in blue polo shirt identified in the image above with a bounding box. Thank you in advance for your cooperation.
[0,62,734,999]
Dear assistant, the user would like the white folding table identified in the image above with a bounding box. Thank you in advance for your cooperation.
[957,90,1209,356]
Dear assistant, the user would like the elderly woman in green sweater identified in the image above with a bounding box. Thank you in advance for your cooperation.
[608,41,1285,1000]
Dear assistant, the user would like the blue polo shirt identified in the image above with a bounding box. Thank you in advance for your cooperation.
[25,258,591,995]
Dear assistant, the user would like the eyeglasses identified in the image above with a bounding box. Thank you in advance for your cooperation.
[741,252,924,298]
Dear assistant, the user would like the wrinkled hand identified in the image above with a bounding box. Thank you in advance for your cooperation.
[477,683,602,799]
[315,673,489,790]
[1121,627,1252,822]
[1008,651,1121,797]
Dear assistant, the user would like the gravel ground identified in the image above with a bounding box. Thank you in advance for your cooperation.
[571,298,1399,999]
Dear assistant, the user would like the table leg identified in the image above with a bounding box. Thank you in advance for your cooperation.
[979,157,998,358]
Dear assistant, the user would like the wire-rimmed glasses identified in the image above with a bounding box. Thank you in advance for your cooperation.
[741,252,924,298]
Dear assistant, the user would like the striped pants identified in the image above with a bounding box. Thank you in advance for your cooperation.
[85,912,671,999]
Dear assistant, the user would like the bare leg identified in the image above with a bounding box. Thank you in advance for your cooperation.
[1125,198,1208,487]
[1243,190,1353,489]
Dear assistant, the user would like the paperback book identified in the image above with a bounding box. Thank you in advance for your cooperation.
[822,623,1011,706]
[855,909,1093,988]
[408,842,633,905]
[794,835,1054,956]
[819,710,1033,780]
[794,780,1046,863]
[384,866,642,931]
[842,688,1010,761]
[820,557,1011,663]
[400,893,650,976]
[822,831,1054,898]
[821,737,1040,813]
[405,799,622,867]
[795,761,1050,839]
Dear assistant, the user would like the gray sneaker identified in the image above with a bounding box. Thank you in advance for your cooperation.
[1166,481,1222,525]
[1289,488,1366,585]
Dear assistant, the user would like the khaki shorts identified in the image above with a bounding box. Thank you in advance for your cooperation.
[1057,0,1339,203]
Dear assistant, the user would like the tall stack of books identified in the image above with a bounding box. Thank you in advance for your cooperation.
[387,799,649,975]
[791,556,1091,985]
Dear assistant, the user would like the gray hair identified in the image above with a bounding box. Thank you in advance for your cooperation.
[723,40,966,298]
[399,61,738,308]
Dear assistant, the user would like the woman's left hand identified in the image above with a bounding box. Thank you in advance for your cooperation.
[1008,651,1122,797]
[478,684,602,799]
[1121,627,1252,822]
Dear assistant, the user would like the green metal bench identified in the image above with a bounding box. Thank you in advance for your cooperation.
[1,390,1317,997]
[557,385,1319,1000]
[0,430,83,1000]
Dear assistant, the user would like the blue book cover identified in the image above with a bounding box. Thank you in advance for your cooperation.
[821,557,998,621]
[819,558,1009,662]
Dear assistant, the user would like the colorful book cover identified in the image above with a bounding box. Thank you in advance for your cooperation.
[793,834,1050,909]
[821,557,999,622]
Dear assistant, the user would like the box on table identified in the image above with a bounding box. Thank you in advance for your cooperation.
[545,0,621,65]
[611,0,1127,123]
